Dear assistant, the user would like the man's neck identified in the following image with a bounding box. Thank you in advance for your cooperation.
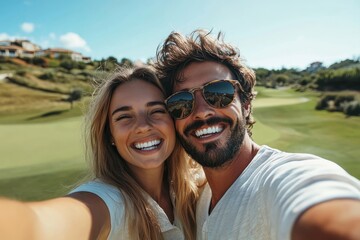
[203,137,260,213]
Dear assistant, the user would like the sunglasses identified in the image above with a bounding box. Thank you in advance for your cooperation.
[165,79,242,119]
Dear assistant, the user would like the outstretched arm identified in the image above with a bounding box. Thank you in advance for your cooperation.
[292,199,360,240]
[0,192,110,240]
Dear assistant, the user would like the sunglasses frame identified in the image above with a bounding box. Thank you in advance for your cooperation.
[165,79,242,120]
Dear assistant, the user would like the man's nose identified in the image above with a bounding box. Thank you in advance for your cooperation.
[192,90,215,120]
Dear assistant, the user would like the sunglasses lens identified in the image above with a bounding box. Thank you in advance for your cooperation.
[166,92,193,119]
[204,81,235,107]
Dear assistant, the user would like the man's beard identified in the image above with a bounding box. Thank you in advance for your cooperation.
[177,116,246,168]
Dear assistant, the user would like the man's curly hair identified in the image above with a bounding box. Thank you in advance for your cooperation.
[155,29,257,136]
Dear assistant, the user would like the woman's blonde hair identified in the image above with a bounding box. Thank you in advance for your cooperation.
[84,66,199,240]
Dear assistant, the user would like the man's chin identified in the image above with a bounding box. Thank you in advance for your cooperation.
[177,118,246,169]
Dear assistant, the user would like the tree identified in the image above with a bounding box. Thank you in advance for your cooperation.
[67,89,83,109]
[107,56,118,63]
[119,58,133,67]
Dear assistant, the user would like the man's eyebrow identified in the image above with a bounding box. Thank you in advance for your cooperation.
[111,106,131,116]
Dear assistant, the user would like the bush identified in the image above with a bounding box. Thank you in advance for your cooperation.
[60,60,75,72]
[77,62,86,70]
[0,56,7,63]
[315,95,336,110]
[20,57,32,64]
[33,57,47,67]
[334,95,355,109]
[39,72,55,80]
[343,101,360,116]
[78,71,92,77]
[47,59,60,68]
[16,70,26,76]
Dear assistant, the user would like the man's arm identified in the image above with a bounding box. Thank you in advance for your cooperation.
[292,199,360,240]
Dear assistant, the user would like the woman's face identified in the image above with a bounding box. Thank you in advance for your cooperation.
[108,79,176,172]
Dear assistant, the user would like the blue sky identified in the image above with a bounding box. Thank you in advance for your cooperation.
[1,0,359,69]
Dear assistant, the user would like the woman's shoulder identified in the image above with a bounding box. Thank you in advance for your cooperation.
[70,180,126,220]
[70,180,125,205]
[70,180,127,238]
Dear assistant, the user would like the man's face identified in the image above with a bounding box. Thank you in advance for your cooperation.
[173,61,249,168]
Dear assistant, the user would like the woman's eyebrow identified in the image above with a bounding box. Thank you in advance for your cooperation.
[147,101,166,107]
[111,106,131,116]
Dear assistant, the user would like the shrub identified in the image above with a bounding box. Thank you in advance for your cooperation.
[77,62,86,70]
[60,60,75,72]
[33,57,47,67]
[0,56,7,63]
[47,59,60,68]
[315,95,336,110]
[16,70,26,76]
[39,72,55,80]
[343,101,360,116]
[78,71,93,77]
[334,95,355,109]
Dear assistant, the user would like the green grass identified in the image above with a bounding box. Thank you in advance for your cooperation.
[0,169,88,201]
[0,117,83,171]
[0,106,88,200]
[253,87,360,178]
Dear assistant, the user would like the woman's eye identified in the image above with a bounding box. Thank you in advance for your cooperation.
[151,109,166,114]
[116,115,131,121]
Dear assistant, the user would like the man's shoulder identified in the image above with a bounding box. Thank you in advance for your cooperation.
[255,145,338,168]
[245,146,357,185]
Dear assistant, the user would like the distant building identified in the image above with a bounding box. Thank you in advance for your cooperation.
[35,48,88,62]
[0,40,41,58]
[82,56,92,63]
[0,40,91,62]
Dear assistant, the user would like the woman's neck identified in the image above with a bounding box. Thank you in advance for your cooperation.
[128,164,165,202]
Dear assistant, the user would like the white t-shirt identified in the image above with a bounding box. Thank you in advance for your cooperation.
[70,180,184,240]
[196,145,360,240]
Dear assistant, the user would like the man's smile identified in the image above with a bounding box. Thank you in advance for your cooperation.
[194,125,224,138]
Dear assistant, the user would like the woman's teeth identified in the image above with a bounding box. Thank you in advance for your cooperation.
[134,139,161,150]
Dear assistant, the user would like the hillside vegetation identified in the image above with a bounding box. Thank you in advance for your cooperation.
[0,55,134,117]
[255,59,360,116]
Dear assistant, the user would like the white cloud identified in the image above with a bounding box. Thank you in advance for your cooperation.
[21,22,35,33]
[59,32,91,52]
[0,33,10,41]
[0,33,26,41]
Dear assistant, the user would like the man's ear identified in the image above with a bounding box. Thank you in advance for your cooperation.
[243,101,251,118]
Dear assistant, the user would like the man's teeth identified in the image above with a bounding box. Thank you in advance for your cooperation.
[195,126,223,137]
[134,140,161,150]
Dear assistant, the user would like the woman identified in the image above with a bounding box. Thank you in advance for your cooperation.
[0,66,201,240]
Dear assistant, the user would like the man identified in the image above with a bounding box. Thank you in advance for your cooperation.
[155,30,360,240]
